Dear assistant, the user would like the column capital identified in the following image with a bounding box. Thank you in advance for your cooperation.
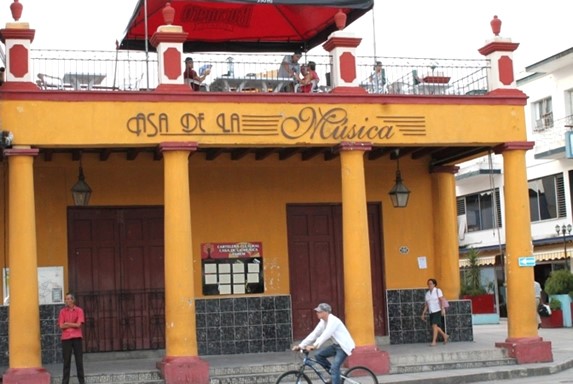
[430,165,459,174]
[3,148,38,157]
[337,142,372,152]
[159,142,198,153]
[493,141,534,154]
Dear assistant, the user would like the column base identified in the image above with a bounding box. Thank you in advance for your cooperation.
[2,367,51,384]
[346,345,390,375]
[157,356,210,384]
[495,336,553,364]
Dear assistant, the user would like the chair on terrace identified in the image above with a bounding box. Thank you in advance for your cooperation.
[36,73,66,90]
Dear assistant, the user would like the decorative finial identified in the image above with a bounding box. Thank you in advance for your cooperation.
[10,0,23,22]
[334,9,347,30]
[163,2,175,25]
[490,15,502,37]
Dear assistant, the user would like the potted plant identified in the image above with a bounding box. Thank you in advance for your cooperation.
[544,269,573,327]
[460,248,495,314]
[541,297,563,328]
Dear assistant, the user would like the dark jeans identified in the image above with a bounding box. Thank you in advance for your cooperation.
[315,344,348,384]
[62,337,85,384]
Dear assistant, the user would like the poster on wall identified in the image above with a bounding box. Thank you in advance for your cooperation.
[3,266,65,305]
[201,242,263,296]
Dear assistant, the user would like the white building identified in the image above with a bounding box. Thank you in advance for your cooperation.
[456,47,573,315]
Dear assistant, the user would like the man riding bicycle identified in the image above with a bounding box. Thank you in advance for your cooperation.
[292,303,355,384]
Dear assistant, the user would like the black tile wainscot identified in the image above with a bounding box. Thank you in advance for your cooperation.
[387,289,473,344]
[196,295,292,355]
[0,304,64,366]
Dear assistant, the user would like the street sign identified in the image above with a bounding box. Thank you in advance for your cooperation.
[518,256,536,267]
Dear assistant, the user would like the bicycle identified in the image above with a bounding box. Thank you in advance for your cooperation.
[275,349,379,384]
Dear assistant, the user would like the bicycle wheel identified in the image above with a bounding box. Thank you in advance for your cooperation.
[275,370,312,384]
[342,366,379,384]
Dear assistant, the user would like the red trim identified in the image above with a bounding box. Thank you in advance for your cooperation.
[0,82,40,91]
[478,41,520,56]
[495,337,552,364]
[0,89,528,106]
[430,165,460,174]
[322,36,362,51]
[4,148,39,157]
[338,142,372,151]
[487,88,526,98]
[493,141,535,154]
[158,356,209,384]
[498,56,514,85]
[163,48,182,80]
[154,84,193,93]
[9,44,28,78]
[150,32,188,47]
[346,345,390,375]
[159,142,198,152]
[330,86,367,95]
[0,28,35,43]
[339,52,356,83]
[2,367,50,384]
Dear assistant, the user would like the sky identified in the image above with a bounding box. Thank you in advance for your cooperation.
[1,0,571,76]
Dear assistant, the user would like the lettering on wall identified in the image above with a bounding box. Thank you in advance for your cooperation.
[125,107,427,141]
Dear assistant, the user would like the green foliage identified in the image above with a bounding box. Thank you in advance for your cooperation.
[549,297,562,311]
[460,248,487,296]
[544,269,573,295]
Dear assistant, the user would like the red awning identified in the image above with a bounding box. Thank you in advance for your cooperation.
[120,0,373,52]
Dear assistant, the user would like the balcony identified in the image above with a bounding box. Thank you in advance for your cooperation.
[30,49,490,95]
[533,114,573,159]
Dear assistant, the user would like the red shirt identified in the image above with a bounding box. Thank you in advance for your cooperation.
[58,305,85,340]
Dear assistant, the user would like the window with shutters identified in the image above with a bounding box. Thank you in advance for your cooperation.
[529,173,565,221]
[457,189,502,232]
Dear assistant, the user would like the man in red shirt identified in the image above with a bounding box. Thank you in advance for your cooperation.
[58,293,85,384]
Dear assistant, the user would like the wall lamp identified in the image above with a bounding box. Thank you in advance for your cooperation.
[388,150,410,208]
[71,162,92,206]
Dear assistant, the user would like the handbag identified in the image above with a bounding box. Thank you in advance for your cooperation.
[439,289,449,309]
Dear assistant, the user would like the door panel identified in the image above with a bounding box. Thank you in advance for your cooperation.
[287,203,386,340]
[68,207,165,352]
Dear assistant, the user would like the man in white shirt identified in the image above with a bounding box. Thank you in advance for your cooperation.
[534,280,542,328]
[293,303,355,384]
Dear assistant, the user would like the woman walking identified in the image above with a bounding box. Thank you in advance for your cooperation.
[421,278,449,346]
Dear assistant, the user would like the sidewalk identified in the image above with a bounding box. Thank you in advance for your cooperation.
[40,320,573,383]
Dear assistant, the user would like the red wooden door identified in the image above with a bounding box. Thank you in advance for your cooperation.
[67,207,165,352]
[287,203,385,340]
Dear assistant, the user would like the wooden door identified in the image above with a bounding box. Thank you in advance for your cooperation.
[67,207,165,352]
[287,203,385,340]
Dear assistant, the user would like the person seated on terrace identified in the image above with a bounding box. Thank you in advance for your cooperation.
[278,50,302,91]
[184,57,210,91]
[369,61,386,93]
[299,62,319,93]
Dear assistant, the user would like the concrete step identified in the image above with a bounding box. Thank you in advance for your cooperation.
[389,349,516,374]
[50,370,164,384]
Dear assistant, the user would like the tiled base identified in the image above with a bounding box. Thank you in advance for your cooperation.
[387,289,473,344]
[196,295,292,355]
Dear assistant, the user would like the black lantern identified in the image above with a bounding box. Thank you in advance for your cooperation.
[388,152,410,208]
[71,165,92,206]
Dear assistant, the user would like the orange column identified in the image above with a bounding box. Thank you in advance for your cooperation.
[430,166,461,300]
[338,142,389,374]
[3,148,50,383]
[159,142,209,384]
[494,142,552,364]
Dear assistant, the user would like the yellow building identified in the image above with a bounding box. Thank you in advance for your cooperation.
[0,4,552,384]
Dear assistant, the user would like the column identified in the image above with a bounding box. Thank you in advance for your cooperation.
[493,142,553,364]
[2,148,50,384]
[150,2,191,93]
[321,10,366,94]
[0,0,38,91]
[478,15,525,97]
[430,166,461,300]
[158,142,209,384]
[338,142,390,374]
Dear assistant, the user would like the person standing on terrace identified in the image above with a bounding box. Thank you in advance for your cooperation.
[299,61,319,93]
[184,57,210,91]
[369,61,386,93]
[278,50,302,91]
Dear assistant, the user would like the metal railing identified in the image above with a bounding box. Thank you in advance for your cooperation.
[78,289,165,353]
[533,114,573,155]
[30,49,489,95]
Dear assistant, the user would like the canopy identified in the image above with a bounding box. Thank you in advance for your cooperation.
[120,0,373,52]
